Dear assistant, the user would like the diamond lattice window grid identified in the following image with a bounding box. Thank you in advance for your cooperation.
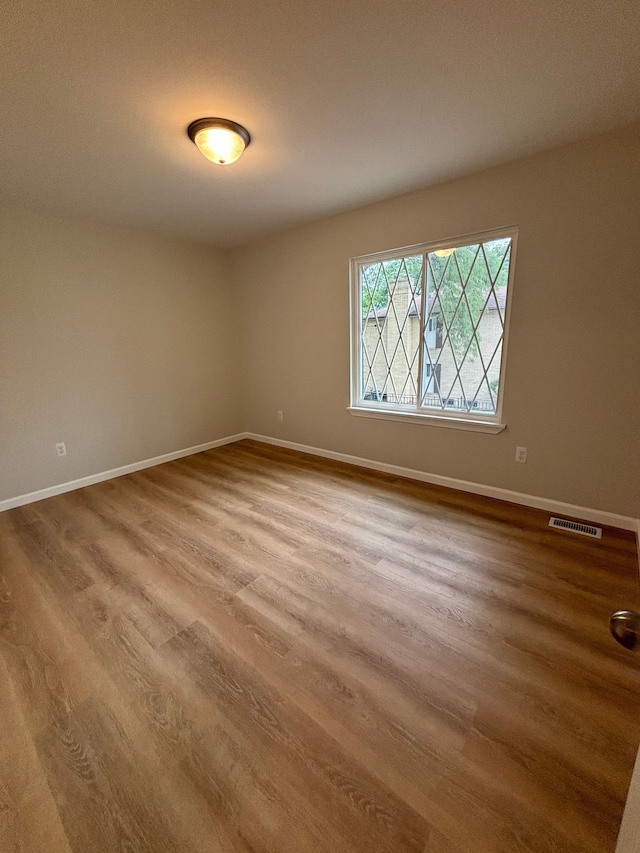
[351,228,517,424]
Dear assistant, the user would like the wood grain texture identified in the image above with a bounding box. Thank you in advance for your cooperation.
[1,438,639,852]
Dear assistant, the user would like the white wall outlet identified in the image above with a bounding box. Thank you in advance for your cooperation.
[277,410,284,422]
[56,442,67,457]
[515,446,527,464]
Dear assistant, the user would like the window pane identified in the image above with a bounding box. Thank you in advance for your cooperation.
[421,237,512,414]
[361,255,422,405]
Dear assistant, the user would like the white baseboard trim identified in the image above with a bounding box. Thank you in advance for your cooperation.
[0,433,247,513]
[2,430,638,538]
[246,432,639,533]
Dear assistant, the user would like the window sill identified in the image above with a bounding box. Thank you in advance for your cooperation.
[347,406,506,434]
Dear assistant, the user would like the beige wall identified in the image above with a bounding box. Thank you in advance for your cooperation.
[0,207,242,502]
[2,123,638,517]
[232,121,640,518]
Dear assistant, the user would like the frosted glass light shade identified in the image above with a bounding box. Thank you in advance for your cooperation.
[187,118,251,166]
[194,127,245,164]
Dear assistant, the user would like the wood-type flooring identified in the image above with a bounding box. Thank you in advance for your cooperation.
[1,439,639,852]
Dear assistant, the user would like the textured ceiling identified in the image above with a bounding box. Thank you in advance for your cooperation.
[2,0,639,246]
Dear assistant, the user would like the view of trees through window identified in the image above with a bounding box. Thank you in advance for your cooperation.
[358,235,513,416]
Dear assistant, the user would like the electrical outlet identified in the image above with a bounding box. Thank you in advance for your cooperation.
[515,446,527,464]
[56,442,67,457]
[277,410,284,422]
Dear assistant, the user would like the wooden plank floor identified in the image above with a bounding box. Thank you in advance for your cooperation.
[1,438,639,853]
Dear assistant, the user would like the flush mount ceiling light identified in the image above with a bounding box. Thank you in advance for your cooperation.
[187,118,251,165]
[433,247,456,258]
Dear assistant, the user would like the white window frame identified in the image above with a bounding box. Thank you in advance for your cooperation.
[348,226,518,434]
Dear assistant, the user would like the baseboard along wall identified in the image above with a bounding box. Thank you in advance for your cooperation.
[0,434,246,513]
[1,431,638,537]
[245,433,639,534]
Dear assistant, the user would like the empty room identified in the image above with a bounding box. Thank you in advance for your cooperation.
[1,1,639,851]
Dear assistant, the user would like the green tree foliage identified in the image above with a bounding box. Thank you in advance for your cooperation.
[361,240,510,361]
[361,255,422,314]
[429,240,510,359]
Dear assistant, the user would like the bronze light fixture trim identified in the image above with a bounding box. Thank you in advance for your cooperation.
[187,118,251,165]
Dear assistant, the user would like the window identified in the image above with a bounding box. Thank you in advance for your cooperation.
[425,317,439,349]
[349,227,517,433]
